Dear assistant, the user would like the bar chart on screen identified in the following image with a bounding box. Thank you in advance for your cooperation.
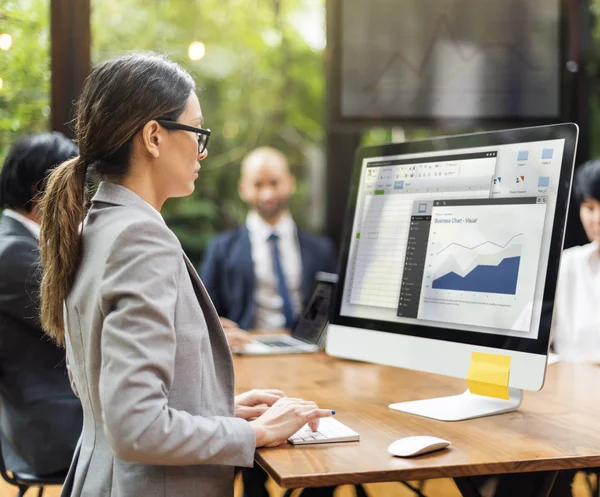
[417,199,546,333]
[431,233,523,295]
[348,188,489,309]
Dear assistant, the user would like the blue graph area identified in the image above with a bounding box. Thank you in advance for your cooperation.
[432,256,521,295]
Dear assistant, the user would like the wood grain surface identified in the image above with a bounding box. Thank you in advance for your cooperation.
[234,353,600,488]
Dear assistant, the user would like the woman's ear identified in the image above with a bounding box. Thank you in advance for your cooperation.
[141,121,162,159]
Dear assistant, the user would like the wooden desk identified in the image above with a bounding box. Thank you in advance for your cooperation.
[234,353,600,489]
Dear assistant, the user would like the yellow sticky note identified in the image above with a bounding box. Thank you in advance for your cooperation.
[467,352,511,400]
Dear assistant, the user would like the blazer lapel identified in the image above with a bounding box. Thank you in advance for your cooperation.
[181,253,233,361]
[237,228,256,321]
[239,228,254,287]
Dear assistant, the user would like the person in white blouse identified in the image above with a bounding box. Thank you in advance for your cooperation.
[552,159,600,361]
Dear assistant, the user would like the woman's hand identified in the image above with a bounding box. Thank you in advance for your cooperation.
[235,389,285,420]
[250,397,334,447]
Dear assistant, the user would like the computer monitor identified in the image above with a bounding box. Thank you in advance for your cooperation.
[326,124,578,421]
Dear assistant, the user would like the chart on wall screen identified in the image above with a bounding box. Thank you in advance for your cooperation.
[417,198,547,333]
[340,0,560,119]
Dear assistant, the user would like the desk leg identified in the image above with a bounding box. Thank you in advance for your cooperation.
[354,484,369,497]
[454,471,558,497]
[533,471,558,497]
[454,477,484,497]
[282,490,294,497]
[399,482,428,497]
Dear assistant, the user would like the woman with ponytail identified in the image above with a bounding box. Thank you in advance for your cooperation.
[39,52,332,497]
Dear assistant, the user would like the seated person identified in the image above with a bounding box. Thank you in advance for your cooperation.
[0,133,83,475]
[552,159,600,361]
[201,146,337,332]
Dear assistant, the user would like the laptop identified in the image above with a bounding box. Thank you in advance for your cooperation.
[237,272,337,355]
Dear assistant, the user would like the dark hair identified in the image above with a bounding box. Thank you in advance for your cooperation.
[39,52,195,344]
[0,132,78,212]
[574,159,600,204]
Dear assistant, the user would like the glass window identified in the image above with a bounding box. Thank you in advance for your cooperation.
[91,0,327,263]
[0,0,51,162]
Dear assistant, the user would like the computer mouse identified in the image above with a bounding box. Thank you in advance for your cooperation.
[388,436,451,457]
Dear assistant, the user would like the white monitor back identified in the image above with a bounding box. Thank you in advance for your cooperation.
[326,324,546,391]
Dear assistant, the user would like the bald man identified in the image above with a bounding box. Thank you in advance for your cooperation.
[200,146,337,331]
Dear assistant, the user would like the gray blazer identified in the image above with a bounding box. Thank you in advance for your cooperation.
[61,182,256,497]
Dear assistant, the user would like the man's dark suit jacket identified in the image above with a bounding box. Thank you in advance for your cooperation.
[0,213,82,475]
[200,225,337,330]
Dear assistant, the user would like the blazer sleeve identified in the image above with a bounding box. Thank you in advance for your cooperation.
[0,238,42,330]
[199,237,224,315]
[99,222,255,467]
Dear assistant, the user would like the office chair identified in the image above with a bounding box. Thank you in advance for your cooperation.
[0,432,67,497]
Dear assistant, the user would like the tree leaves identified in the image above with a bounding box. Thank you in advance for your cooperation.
[0,0,327,265]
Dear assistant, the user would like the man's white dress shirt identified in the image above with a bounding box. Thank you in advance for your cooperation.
[246,211,303,329]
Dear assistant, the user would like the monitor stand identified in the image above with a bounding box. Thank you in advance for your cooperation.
[388,387,523,421]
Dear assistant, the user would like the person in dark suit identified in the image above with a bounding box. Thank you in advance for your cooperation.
[0,133,83,476]
[201,146,336,332]
[201,147,336,497]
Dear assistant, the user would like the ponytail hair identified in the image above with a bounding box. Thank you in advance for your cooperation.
[38,51,195,346]
[39,156,88,345]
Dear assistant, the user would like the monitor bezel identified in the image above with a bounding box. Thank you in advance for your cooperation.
[330,123,578,356]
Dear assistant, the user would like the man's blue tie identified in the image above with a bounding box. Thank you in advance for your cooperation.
[268,233,296,329]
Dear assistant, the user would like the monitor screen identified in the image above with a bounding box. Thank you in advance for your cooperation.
[331,124,578,357]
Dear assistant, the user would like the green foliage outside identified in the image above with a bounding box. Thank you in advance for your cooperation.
[1,0,327,264]
[2,0,600,262]
[0,0,50,156]
[91,0,328,264]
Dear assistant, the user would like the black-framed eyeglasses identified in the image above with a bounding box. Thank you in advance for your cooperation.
[155,119,211,154]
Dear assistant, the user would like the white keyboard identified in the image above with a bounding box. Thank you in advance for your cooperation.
[288,417,359,445]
